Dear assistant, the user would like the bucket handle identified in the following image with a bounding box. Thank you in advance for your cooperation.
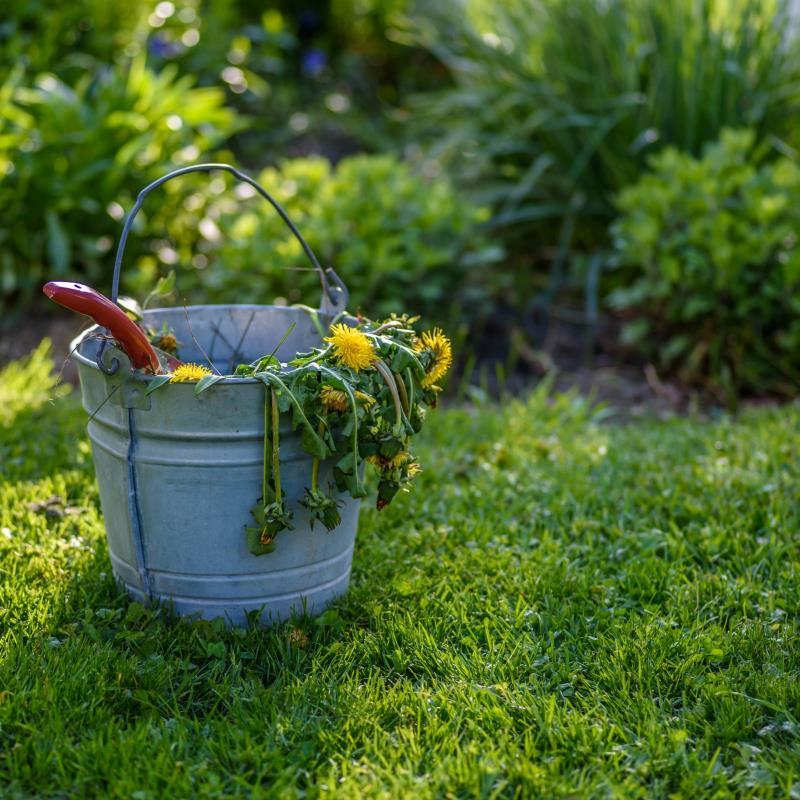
[110,162,349,315]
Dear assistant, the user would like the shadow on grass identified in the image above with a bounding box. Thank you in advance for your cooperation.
[0,499,376,794]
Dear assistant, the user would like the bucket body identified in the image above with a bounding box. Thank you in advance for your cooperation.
[74,304,359,626]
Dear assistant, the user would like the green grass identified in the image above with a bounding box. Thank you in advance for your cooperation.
[1,342,799,798]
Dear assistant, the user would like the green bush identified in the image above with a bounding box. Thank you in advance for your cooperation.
[0,56,238,314]
[130,153,501,323]
[0,0,150,75]
[609,129,800,400]
[407,0,800,301]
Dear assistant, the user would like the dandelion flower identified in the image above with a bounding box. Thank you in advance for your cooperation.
[169,363,213,383]
[153,332,178,354]
[320,385,349,413]
[415,328,453,387]
[260,529,276,546]
[367,451,409,470]
[288,628,310,649]
[355,390,376,407]
[324,324,377,372]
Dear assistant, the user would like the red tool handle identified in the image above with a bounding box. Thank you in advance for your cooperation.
[43,281,162,374]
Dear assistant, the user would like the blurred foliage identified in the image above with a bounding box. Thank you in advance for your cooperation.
[406,0,800,303]
[0,0,149,74]
[128,153,501,324]
[4,0,800,401]
[0,0,432,158]
[610,129,800,401]
[0,56,238,313]
[0,1,453,321]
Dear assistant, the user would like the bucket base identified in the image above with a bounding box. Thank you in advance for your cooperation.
[118,565,352,627]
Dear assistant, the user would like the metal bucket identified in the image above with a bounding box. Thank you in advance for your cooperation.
[72,164,358,626]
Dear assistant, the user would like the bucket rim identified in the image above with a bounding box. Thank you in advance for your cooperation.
[71,302,324,384]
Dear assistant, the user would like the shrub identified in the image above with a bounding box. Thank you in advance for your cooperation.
[407,0,800,300]
[609,129,800,400]
[0,57,238,314]
[0,0,150,75]
[129,154,501,324]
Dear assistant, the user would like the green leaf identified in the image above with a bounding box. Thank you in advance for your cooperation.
[252,355,281,371]
[265,321,297,363]
[337,451,356,471]
[341,414,356,437]
[258,373,328,459]
[314,363,364,494]
[334,466,368,499]
[45,211,71,274]
[661,335,691,364]
[300,488,343,532]
[245,526,276,556]
[194,374,225,396]
[117,296,143,321]
[288,348,328,367]
[379,438,405,458]
[370,335,424,376]
[274,389,292,413]
[300,424,323,458]
[144,375,171,395]
[155,270,176,295]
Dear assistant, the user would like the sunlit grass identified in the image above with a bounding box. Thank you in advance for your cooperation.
[1,345,799,797]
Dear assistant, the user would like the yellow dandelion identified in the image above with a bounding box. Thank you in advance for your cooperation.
[320,385,349,413]
[153,332,178,353]
[355,390,376,407]
[169,363,213,383]
[415,328,453,387]
[324,324,377,372]
[366,451,409,470]
[259,530,275,547]
[287,628,310,649]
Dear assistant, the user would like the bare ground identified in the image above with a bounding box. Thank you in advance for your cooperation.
[1,307,698,420]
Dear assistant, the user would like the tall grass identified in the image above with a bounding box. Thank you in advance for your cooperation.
[408,0,800,259]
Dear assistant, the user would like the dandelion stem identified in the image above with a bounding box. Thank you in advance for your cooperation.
[370,320,403,335]
[268,385,272,505]
[266,321,297,363]
[311,420,325,492]
[311,458,320,493]
[375,360,403,428]
[405,367,415,410]
[271,389,281,510]
[394,371,410,415]
[292,304,326,339]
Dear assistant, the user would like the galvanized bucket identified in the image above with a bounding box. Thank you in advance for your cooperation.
[72,164,357,626]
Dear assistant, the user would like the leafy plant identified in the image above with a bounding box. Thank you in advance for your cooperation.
[141,154,501,325]
[0,0,150,76]
[125,1,433,158]
[0,56,238,316]
[609,129,800,400]
[406,0,800,303]
[147,315,451,552]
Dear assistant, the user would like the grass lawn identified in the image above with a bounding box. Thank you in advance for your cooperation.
[1,342,799,798]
